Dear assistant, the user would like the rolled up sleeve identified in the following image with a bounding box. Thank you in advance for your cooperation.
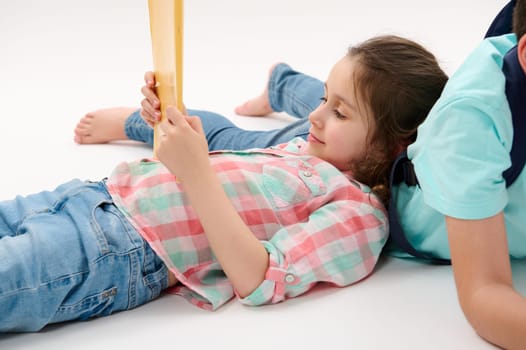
[237,199,388,306]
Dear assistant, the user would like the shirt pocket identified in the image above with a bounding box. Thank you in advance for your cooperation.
[261,160,326,209]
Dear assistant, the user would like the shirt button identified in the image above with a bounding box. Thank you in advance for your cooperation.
[285,274,295,284]
[303,171,312,177]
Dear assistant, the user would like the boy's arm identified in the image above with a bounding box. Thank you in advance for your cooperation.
[446,213,526,349]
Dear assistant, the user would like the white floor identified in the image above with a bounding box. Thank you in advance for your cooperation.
[1,0,523,349]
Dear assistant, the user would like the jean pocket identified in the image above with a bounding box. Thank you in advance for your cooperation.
[141,245,169,301]
[91,200,141,256]
[142,265,168,301]
[54,286,118,322]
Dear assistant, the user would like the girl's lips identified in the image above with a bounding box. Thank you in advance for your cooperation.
[308,133,325,144]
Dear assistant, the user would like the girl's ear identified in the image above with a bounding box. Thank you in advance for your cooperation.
[518,34,526,74]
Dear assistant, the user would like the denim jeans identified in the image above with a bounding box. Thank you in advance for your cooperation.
[125,63,325,150]
[0,179,169,332]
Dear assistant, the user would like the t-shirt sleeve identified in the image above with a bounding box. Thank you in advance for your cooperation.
[409,96,512,219]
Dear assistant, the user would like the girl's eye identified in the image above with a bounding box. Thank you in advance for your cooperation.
[320,96,347,119]
[333,109,347,120]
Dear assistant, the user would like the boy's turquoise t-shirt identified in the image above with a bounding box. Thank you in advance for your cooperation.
[391,33,526,260]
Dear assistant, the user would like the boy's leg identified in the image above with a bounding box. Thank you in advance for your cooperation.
[234,62,324,118]
[124,63,324,149]
[75,63,323,149]
[267,63,324,119]
[0,180,168,332]
[75,104,310,149]
[125,108,311,150]
[196,109,311,150]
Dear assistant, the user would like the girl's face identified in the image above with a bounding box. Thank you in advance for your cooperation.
[305,56,374,172]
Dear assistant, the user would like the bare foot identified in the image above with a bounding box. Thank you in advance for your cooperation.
[234,92,273,117]
[74,107,136,144]
[234,63,278,117]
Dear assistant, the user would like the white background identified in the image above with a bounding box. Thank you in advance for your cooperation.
[1,1,524,349]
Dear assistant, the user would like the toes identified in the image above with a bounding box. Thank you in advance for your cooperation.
[74,123,88,135]
[79,114,94,125]
[73,129,89,144]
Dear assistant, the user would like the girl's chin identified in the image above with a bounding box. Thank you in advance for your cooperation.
[304,142,314,154]
[305,143,323,159]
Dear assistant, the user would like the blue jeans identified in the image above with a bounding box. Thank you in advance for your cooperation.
[0,179,169,332]
[125,63,324,150]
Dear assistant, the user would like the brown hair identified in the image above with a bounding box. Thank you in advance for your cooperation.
[513,0,526,38]
[346,35,448,205]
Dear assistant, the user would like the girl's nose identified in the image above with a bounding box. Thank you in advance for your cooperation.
[308,106,324,127]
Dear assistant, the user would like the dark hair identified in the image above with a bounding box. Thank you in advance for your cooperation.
[347,35,448,205]
[513,0,526,38]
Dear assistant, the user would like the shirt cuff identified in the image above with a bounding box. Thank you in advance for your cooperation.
[236,241,300,306]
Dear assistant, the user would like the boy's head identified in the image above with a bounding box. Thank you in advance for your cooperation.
[514,0,526,73]
[513,0,525,37]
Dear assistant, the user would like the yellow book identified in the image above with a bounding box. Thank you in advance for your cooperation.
[148,0,184,155]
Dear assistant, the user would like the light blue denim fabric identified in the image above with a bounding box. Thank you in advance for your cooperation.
[124,63,325,150]
[0,179,169,332]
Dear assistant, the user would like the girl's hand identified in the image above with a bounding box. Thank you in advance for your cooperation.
[140,71,188,127]
[156,106,210,182]
[140,71,161,127]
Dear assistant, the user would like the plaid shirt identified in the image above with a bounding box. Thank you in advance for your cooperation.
[106,138,388,310]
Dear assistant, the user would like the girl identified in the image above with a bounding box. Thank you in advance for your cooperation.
[2,35,447,332]
[138,2,526,348]
[73,3,526,348]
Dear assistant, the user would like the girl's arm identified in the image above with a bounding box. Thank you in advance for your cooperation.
[156,107,268,297]
[181,166,269,297]
[446,213,526,349]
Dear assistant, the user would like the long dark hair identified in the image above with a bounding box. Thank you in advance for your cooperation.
[346,35,448,205]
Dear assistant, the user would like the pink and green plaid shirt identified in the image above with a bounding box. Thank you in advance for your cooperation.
[106,138,388,310]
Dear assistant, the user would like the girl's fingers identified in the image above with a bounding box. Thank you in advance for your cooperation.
[139,109,155,127]
[140,100,160,124]
[144,71,156,87]
[141,85,160,109]
[140,99,155,117]
[186,116,204,134]
[166,106,183,125]
[159,115,173,134]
